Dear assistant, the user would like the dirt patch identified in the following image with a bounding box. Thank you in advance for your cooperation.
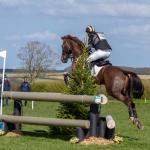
[80,137,114,146]
[5,130,23,136]
[3,73,64,80]
[138,75,150,80]
[48,76,63,80]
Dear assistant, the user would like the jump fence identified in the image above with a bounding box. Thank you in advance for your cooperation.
[0,91,115,142]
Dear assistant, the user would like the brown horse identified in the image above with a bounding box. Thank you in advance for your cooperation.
[61,34,144,130]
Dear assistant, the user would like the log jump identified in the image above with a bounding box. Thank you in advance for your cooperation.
[0,91,115,142]
[2,91,108,104]
[0,115,90,129]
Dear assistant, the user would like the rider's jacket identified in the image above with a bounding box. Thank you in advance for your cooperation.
[88,32,112,50]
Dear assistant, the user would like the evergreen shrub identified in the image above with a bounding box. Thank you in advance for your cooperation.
[49,39,98,135]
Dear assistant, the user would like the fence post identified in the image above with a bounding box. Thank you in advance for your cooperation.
[13,100,22,130]
[90,104,98,137]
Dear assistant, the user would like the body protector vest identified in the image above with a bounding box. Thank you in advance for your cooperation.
[88,32,112,50]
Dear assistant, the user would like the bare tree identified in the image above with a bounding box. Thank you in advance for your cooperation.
[17,41,61,83]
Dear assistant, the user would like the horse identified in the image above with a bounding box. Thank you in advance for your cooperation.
[61,34,144,130]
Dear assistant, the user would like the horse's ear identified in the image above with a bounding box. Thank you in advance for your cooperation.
[61,36,66,40]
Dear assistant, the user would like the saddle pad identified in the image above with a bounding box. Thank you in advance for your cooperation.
[91,65,103,76]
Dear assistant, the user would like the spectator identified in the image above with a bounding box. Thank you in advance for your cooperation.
[3,74,11,105]
[20,76,31,106]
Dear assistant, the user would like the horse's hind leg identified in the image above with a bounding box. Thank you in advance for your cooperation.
[126,100,144,130]
[131,102,144,130]
[114,94,144,130]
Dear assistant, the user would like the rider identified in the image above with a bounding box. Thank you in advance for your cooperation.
[85,25,112,65]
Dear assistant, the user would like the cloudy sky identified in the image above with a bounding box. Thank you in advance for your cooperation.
[0,0,150,70]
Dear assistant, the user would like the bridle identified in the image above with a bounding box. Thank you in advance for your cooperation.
[62,39,74,62]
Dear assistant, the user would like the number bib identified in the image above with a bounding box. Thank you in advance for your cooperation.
[97,32,106,41]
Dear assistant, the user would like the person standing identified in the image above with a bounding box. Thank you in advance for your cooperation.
[3,74,11,105]
[20,76,31,106]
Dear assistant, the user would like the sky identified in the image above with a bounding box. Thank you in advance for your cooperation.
[0,0,150,70]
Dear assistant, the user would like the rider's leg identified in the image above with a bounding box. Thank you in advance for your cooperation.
[86,49,110,62]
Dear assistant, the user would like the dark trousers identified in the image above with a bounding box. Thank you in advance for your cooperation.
[24,100,27,106]
[5,99,8,105]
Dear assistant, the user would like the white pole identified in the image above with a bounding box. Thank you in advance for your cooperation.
[32,101,34,109]
[145,97,146,103]
[99,85,102,117]
[0,57,6,114]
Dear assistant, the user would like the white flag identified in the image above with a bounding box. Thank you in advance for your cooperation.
[0,51,6,58]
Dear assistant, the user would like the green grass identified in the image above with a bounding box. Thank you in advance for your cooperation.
[0,99,150,150]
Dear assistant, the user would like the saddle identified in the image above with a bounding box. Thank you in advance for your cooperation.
[90,59,112,69]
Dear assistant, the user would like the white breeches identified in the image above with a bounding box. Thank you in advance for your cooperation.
[86,49,111,62]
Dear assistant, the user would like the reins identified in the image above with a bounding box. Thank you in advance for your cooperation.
[62,39,77,62]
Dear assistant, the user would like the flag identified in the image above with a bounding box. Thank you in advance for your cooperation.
[0,50,6,114]
[0,51,6,58]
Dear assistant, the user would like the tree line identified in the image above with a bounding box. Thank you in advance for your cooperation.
[64,66,150,75]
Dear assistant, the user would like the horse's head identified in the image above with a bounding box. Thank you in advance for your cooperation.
[61,36,72,63]
[61,35,83,63]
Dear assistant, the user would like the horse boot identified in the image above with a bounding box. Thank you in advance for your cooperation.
[128,108,134,122]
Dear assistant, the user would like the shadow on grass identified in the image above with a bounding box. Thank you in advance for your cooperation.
[21,130,72,141]
[122,135,139,141]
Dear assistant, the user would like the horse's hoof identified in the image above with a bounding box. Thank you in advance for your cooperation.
[137,123,144,130]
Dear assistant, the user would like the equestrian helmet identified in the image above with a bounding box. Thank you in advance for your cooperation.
[85,25,95,33]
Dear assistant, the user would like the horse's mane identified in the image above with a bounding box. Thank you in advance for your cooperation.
[62,34,83,47]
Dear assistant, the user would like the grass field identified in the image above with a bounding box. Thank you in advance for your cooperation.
[0,99,150,150]
[0,73,150,149]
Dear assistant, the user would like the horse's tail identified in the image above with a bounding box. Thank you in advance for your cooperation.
[122,70,144,99]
